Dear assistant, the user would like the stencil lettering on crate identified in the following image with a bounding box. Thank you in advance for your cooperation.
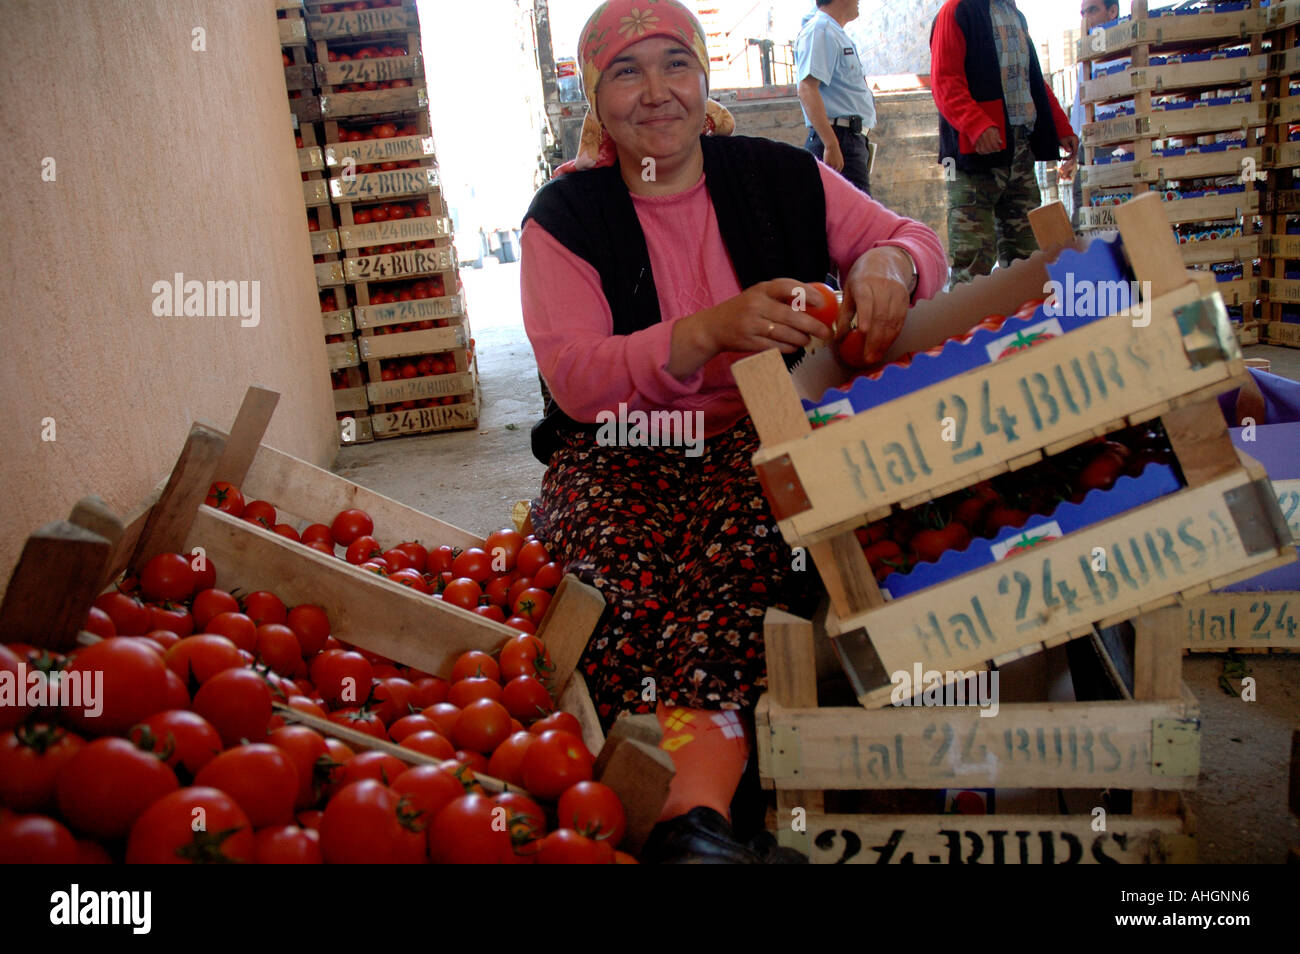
[331,169,437,201]
[810,825,1172,864]
[346,248,451,281]
[1276,479,1300,542]
[1180,599,1298,647]
[329,56,414,84]
[312,8,417,38]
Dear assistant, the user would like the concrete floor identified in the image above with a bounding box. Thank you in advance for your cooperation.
[335,263,1300,863]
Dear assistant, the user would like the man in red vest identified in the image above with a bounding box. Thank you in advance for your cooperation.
[931,0,1079,285]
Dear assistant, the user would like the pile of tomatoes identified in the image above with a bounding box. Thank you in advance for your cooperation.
[202,487,560,634]
[0,542,631,863]
[859,421,1178,581]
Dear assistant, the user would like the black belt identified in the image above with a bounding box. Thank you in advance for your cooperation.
[830,116,864,134]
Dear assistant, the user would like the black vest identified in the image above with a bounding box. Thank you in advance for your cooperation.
[932,0,1061,173]
[522,134,831,465]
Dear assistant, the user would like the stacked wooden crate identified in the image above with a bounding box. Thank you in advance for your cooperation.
[1262,0,1300,347]
[309,0,479,440]
[732,196,1295,862]
[1077,0,1268,345]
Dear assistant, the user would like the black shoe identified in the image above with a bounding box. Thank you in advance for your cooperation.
[639,807,763,864]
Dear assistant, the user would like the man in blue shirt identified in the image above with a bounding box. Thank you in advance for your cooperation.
[795,0,876,194]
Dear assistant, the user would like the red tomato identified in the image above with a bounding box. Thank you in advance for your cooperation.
[500,675,555,724]
[255,624,302,676]
[447,676,502,708]
[0,723,84,812]
[254,825,322,864]
[393,541,428,572]
[0,814,79,864]
[192,668,273,747]
[129,709,223,777]
[343,535,381,565]
[408,676,448,709]
[267,725,330,810]
[272,523,301,542]
[300,524,335,548]
[163,669,189,710]
[452,698,512,754]
[532,561,564,590]
[192,589,239,629]
[522,730,594,800]
[93,591,152,636]
[328,705,389,740]
[139,552,197,602]
[474,604,507,623]
[536,827,615,864]
[835,327,871,369]
[500,633,554,682]
[529,710,584,738]
[310,650,373,709]
[441,578,482,611]
[82,607,117,640]
[483,575,514,608]
[507,617,540,633]
[204,481,245,516]
[371,676,416,725]
[165,634,244,687]
[126,786,254,864]
[516,540,551,579]
[242,500,277,529]
[285,604,331,657]
[194,744,298,828]
[320,779,425,864]
[241,591,287,627]
[451,650,500,684]
[487,730,537,787]
[391,764,467,822]
[427,545,457,574]
[61,637,169,736]
[330,509,374,546]
[421,702,462,738]
[506,576,535,607]
[451,547,494,582]
[428,793,515,864]
[511,588,552,624]
[400,730,456,759]
[454,748,491,774]
[388,568,430,593]
[147,603,193,638]
[56,737,179,838]
[557,781,626,846]
[202,611,257,653]
[483,528,525,573]
[800,281,839,326]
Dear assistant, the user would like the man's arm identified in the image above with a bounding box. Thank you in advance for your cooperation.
[797,77,843,171]
[930,2,1001,150]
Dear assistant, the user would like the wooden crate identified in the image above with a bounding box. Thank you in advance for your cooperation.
[1077,5,1263,62]
[1147,592,1300,651]
[1266,320,1300,346]
[307,2,419,42]
[755,609,1198,863]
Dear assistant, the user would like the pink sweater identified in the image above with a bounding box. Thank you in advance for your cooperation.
[520,161,948,437]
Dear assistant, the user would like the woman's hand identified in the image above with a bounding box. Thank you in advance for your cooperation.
[668,278,833,379]
[837,246,916,366]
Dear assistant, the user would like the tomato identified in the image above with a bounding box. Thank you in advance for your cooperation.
[371,676,416,725]
[516,540,551,579]
[242,499,277,529]
[194,743,298,827]
[300,523,335,548]
[390,764,467,823]
[451,698,512,754]
[330,508,374,546]
[310,650,373,709]
[454,748,491,774]
[163,668,189,709]
[521,730,594,800]
[204,481,245,516]
[500,675,555,724]
[192,668,273,747]
[165,633,244,688]
[328,704,389,740]
[255,623,302,676]
[400,730,456,759]
[911,528,951,564]
[192,589,239,628]
[129,709,222,778]
[125,786,255,864]
[800,281,839,327]
[82,606,116,640]
[494,790,545,856]
[139,552,197,602]
[421,702,462,738]
[529,710,584,737]
[474,604,507,623]
[286,695,327,719]
[389,541,427,573]
[500,633,554,682]
[345,535,383,565]
[532,562,564,591]
[557,781,626,846]
[447,675,502,708]
[428,793,516,864]
[511,588,552,624]
[61,637,169,736]
[0,814,79,864]
[483,575,515,608]
[427,545,457,575]
[536,827,615,864]
[320,779,425,864]
[267,725,330,810]
[388,568,431,593]
[93,591,152,636]
[487,730,537,787]
[253,825,321,864]
[56,737,178,838]
[441,577,482,611]
[448,547,491,583]
[451,650,500,684]
[506,616,537,634]
[202,611,257,653]
[0,723,84,812]
[1079,444,1128,492]
[483,528,525,574]
[982,503,1031,536]
[0,645,29,730]
[835,327,871,368]
[285,604,331,657]
[241,591,287,627]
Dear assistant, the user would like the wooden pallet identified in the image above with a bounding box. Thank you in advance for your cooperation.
[756,608,1197,863]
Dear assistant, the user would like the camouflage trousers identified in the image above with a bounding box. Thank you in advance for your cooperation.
[946,127,1043,287]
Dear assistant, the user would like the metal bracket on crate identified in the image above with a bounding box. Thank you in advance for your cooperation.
[1173,295,1238,369]
[1225,478,1294,556]
[1150,717,1200,778]
[829,626,892,705]
[754,454,811,521]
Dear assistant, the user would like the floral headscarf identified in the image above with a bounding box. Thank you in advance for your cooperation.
[555,0,735,176]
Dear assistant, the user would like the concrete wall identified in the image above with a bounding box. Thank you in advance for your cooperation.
[718,85,948,254]
[0,0,335,589]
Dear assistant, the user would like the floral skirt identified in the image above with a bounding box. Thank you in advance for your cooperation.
[530,417,821,729]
